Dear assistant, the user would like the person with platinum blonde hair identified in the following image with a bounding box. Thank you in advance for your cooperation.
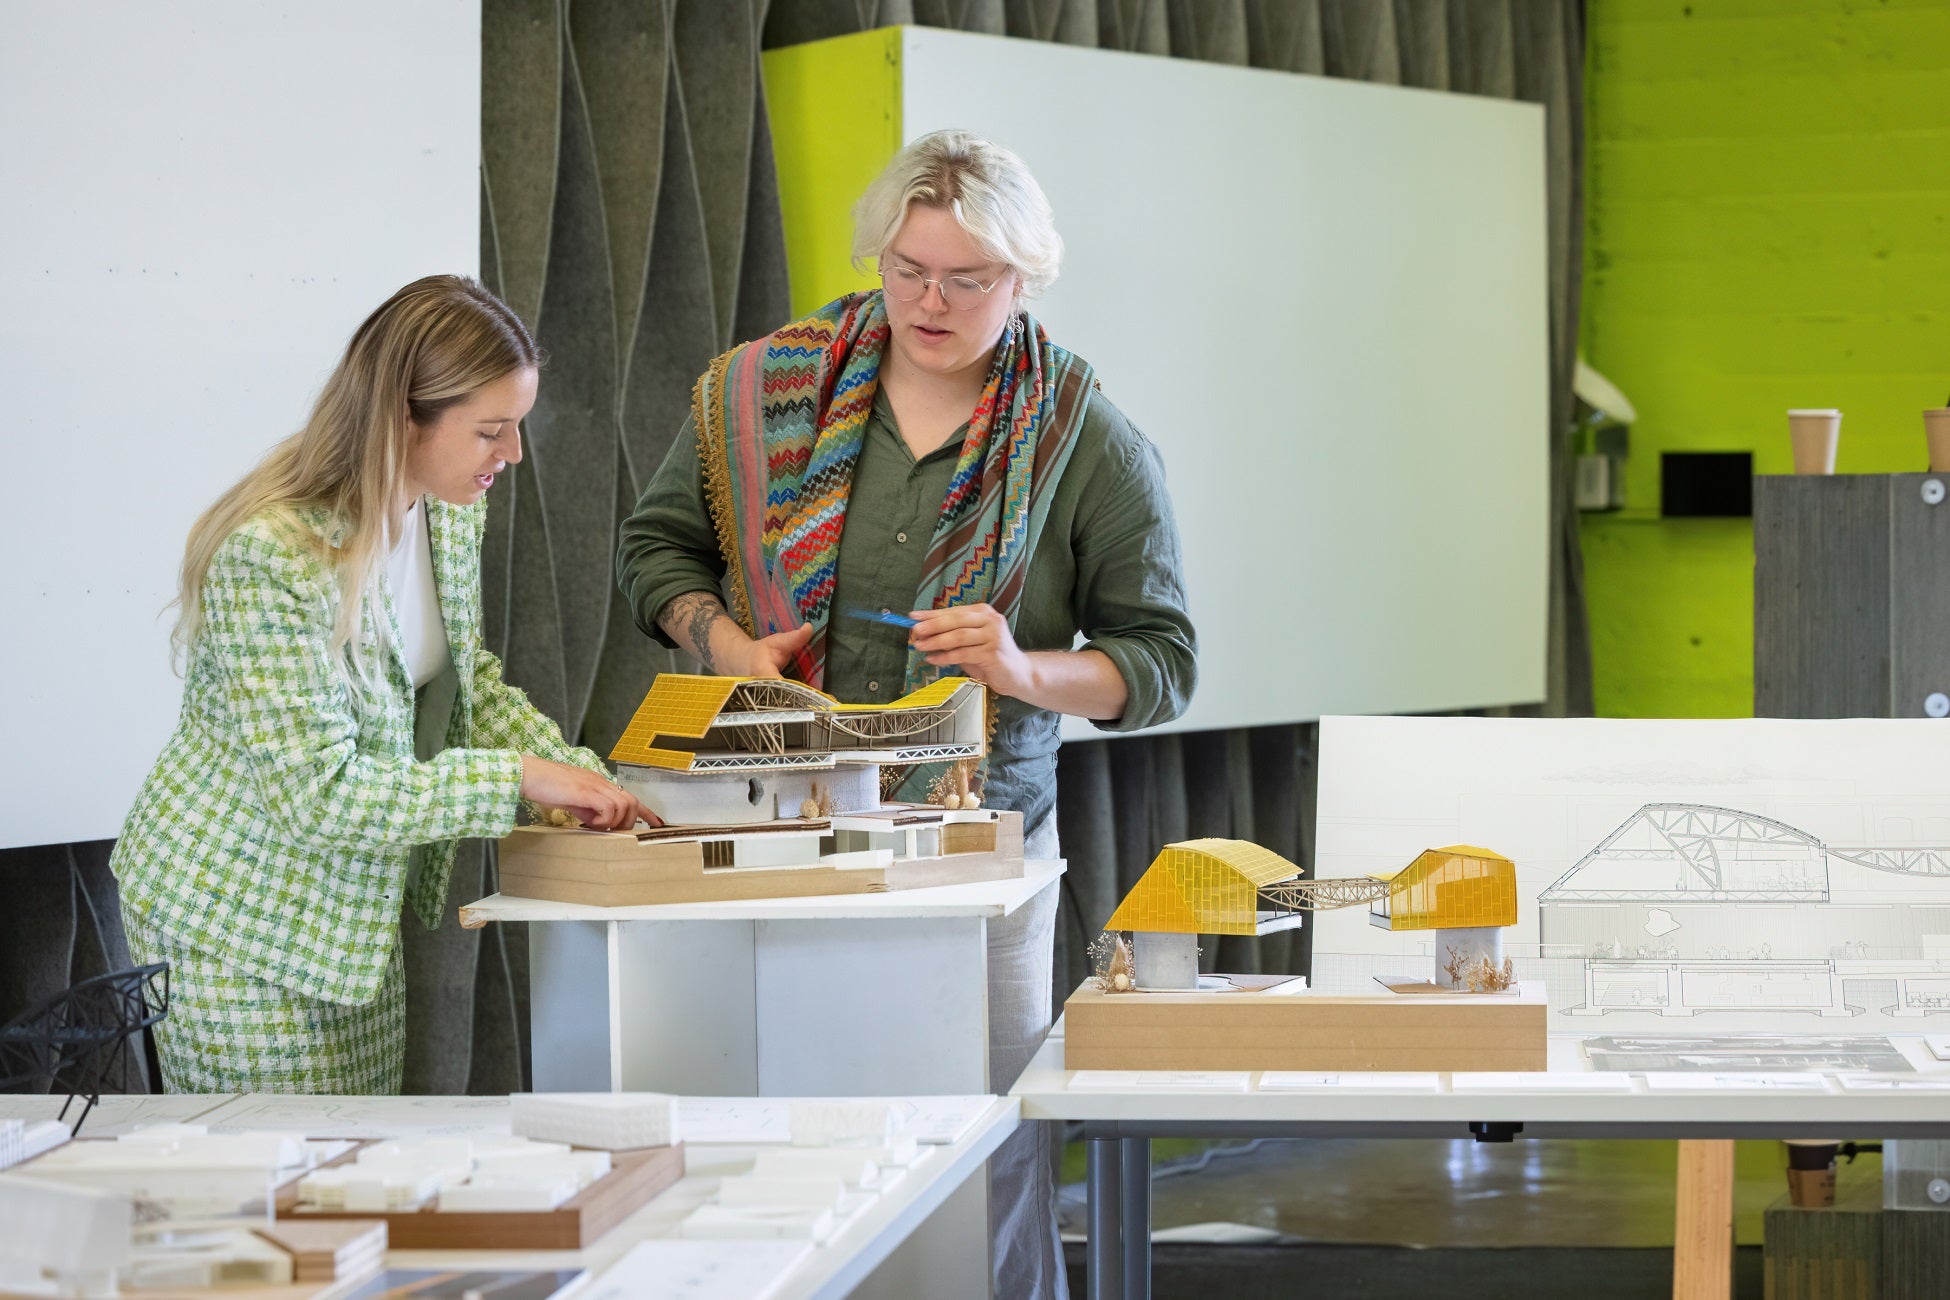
[620,130,1196,1299]
[849,129,1063,302]
[113,275,653,1095]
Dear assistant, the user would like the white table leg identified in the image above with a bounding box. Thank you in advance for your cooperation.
[528,920,613,1092]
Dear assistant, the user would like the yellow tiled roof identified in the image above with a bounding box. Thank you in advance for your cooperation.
[609,675,740,765]
[1105,839,1303,936]
[1370,845,1518,930]
[830,677,972,712]
[609,673,985,766]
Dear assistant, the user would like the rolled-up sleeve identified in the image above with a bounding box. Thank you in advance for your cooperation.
[1071,420,1198,733]
[615,417,729,648]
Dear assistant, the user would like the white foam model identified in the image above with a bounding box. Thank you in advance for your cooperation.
[716,1175,849,1209]
[437,1150,610,1212]
[0,1174,132,1297]
[511,1092,678,1150]
[0,1117,69,1171]
[293,1136,608,1214]
[749,1145,920,1189]
[787,1100,896,1148]
[20,1126,325,1215]
[301,1162,450,1213]
[681,1203,836,1242]
[126,1227,293,1290]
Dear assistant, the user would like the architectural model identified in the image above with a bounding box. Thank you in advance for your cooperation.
[1370,845,1519,992]
[1068,838,1546,1072]
[280,1130,685,1249]
[1103,838,1522,994]
[295,1136,611,1213]
[512,1092,678,1151]
[0,1173,130,1298]
[496,674,1027,906]
[13,1124,335,1216]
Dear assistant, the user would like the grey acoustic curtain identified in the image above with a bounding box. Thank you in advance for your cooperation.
[3,0,1587,1099]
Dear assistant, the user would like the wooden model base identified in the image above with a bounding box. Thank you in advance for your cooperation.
[276,1143,684,1250]
[1062,977,1548,1072]
[250,1219,386,1284]
[497,808,1024,907]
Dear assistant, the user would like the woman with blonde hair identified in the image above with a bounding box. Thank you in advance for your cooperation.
[113,274,651,1095]
[619,130,1196,1299]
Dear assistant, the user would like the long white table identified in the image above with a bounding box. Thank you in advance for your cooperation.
[1012,1023,1950,1300]
[0,1091,1018,1300]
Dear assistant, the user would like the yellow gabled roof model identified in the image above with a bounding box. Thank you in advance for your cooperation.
[1105,839,1303,936]
[1368,845,1517,931]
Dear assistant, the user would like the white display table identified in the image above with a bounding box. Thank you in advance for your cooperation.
[462,860,1062,1297]
[462,860,1064,1098]
[1012,1022,1950,1300]
[0,1091,1019,1300]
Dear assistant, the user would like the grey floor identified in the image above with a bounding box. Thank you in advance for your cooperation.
[1054,1136,1880,1297]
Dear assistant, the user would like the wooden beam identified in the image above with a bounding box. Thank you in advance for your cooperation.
[1673,1139,1736,1300]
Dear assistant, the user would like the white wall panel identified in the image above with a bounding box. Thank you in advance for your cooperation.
[0,3,479,848]
[899,29,1551,740]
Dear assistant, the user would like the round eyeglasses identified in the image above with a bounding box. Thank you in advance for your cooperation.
[879,264,1006,311]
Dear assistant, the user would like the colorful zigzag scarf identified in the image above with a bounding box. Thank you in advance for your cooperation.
[694,290,1092,694]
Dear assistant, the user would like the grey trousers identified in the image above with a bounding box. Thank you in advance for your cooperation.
[988,816,1067,1300]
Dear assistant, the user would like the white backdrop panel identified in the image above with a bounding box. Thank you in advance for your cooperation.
[0,3,479,849]
[899,29,1551,740]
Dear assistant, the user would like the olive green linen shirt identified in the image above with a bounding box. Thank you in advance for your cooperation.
[616,389,1197,834]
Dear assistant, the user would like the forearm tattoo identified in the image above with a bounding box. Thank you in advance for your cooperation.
[661,592,733,673]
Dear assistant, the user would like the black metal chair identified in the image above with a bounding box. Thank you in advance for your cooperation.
[0,962,169,1135]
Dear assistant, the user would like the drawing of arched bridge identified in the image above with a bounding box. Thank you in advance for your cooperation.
[1539,803,1950,1019]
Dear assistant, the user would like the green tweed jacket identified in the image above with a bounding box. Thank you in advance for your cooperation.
[112,498,606,1006]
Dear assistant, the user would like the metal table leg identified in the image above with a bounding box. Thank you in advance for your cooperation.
[1119,1137,1151,1300]
[1086,1136,1123,1300]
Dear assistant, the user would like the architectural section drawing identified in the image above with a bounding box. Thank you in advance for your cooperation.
[496,674,1021,907]
[1542,804,1950,1019]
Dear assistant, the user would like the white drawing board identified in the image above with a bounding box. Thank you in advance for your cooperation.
[891,28,1552,739]
[0,2,479,849]
[1315,716,1950,1037]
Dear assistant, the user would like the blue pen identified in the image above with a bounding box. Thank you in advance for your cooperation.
[842,606,920,629]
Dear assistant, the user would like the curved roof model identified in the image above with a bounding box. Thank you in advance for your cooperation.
[609,674,985,772]
[1106,839,1304,936]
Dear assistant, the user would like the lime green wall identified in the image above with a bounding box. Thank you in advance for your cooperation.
[761,27,903,317]
[1582,0,1950,718]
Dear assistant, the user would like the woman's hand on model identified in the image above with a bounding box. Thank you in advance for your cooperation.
[909,604,1035,699]
[519,757,660,831]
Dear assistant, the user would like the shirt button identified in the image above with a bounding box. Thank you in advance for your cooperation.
[896,531,908,543]
[868,680,881,692]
